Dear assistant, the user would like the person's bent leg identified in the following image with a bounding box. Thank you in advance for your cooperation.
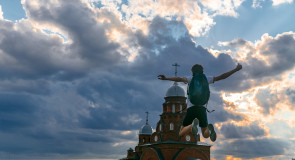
[179,107,195,136]
[201,127,210,138]
[179,118,199,136]
[179,125,192,136]
[198,106,210,138]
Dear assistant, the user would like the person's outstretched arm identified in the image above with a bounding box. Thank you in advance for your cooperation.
[213,63,242,82]
[158,75,187,83]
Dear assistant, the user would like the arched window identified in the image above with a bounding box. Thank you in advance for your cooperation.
[172,104,175,113]
[154,135,158,142]
[159,124,162,131]
[143,138,145,143]
[170,123,174,130]
[180,104,182,113]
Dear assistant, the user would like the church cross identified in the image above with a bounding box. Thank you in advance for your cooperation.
[172,63,180,77]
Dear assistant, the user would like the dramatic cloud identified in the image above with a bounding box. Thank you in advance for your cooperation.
[220,122,265,139]
[220,32,295,81]
[0,6,3,20]
[219,32,295,117]
[98,0,245,38]
[0,93,39,131]
[286,88,295,106]
[0,0,294,159]
[272,0,294,5]
[0,10,244,158]
[254,87,280,115]
[215,138,289,159]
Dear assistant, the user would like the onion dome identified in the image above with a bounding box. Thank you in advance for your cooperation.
[165,82,185,97]
[139,111,153,135]
[139,124,153,135]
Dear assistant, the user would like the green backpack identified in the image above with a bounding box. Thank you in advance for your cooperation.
[188,73,210,106]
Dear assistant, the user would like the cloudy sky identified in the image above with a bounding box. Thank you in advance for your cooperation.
[0,0,294,159]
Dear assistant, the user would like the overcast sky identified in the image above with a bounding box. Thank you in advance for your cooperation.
[0,0,295,159]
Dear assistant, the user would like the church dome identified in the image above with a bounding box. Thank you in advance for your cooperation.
[165,82,185,97]
[139,124,153,135]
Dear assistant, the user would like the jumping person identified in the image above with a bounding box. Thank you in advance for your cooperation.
[158,63,242,142]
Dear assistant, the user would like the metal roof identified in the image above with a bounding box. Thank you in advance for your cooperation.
[165,82,185,97]
[139,124,153,135]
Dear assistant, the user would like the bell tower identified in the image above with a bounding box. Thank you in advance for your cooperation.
[138,112,153,145]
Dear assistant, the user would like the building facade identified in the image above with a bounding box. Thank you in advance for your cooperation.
[124,82,211,160]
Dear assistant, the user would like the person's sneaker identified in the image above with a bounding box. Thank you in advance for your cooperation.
[191,118,199,136]
[208,124,217,142]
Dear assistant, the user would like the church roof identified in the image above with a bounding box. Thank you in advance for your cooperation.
[139,111,153,135]
[165,82,185,97]
[139,124,153,135]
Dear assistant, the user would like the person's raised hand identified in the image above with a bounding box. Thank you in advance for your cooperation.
[236,63,242,71]
[158,75,166,80]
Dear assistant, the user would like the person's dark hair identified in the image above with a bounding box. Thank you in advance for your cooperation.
[191,64,203,74]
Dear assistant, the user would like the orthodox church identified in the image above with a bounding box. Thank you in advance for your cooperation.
[123,77,211,160]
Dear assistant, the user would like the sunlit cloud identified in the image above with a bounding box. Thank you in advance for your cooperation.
[0,5,3,20]
[272,0,293,5]
[209,48,232,58]
[95,0,244,38]
[121,130,132,135]
[112,140,136,147]
[0,0,294,159]
[214,30,295,158]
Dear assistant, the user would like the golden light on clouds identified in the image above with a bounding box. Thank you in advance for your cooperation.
[112,141,136,147]
[218,63,295,144]
[208,48,232,58]
[222,89,260,116]
[225,155,243,160]
[105,28,123,42]
[121,130,132,135]
[105,27,141,62]
[126,14,149,35]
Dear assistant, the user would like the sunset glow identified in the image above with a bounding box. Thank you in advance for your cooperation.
[0,0,294,159]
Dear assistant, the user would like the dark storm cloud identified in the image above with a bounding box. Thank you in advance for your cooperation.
[0,19,92,81]
[79,107,140,130]
[220,123,266,139]
[0,21,65,79]
[208,108,243,123]
[0,0,133,154]
[76,71,164,130]
[74,17,245,132]
[124,17,244,89]
[23,0,122,68]
[76,71,163,108]
[0,79,51,95]
[0,93,39,130]
[0,92,130,156]
[0,130,119,155]
[215,138,288,159]
[0,0,124,82]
